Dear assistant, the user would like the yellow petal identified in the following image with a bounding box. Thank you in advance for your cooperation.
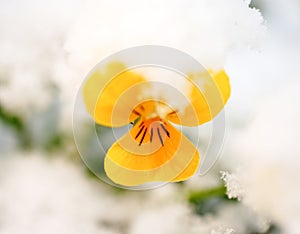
[83,62,125,117]
[82,62,147,127]
[171,150,200,182]
[104,120,200,186]
[167,70,231,126]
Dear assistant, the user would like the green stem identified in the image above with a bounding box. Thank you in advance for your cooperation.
[188,185,226,204]
[0,105,30,148]
[0,105,23,131]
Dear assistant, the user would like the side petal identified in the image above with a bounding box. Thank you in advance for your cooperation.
[104,122,200,186]
[167,70,231,126]
[82,62,147,127]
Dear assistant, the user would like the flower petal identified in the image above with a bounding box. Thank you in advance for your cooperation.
[167,70,230,126]
[82,62,147,127]
[171,150,200,182]
[104,122,200,186]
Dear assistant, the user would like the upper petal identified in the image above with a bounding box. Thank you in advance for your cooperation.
[82,62,147,127]
[167,70,231,126]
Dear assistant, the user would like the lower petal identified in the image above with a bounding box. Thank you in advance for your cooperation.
[171,151,200,182]
[104,122,200,186]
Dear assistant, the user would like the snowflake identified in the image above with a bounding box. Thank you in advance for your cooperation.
[220,171,244,201]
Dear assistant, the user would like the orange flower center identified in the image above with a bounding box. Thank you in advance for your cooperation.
[130,101,177,146]
[134,117,170,146]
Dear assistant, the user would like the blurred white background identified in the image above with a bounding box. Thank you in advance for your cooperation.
[0,0,299,233]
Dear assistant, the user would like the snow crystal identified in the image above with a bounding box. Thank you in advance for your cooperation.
[220,171,244,201]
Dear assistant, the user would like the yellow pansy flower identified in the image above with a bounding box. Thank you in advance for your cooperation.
[83,62,230,186]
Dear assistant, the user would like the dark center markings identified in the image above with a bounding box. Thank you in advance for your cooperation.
[139,128,147,146]
[157,128,164,146]
[135,125,145,139]
[160,123,170,137]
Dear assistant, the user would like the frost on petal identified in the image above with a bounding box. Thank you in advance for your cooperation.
[134,67,193,114]
[220,171,244,201]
